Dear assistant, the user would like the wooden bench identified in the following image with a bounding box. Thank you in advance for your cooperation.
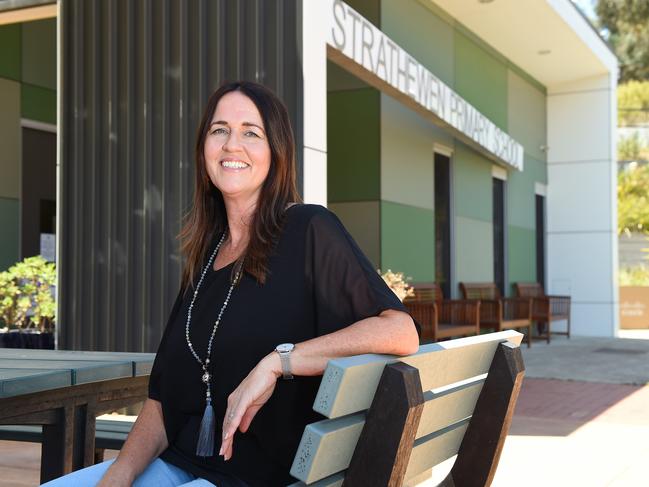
[404,283,480,343]
[0,418,134,464]
[514,282,571,343]
[288,330,525,486]
[459,282,532,348]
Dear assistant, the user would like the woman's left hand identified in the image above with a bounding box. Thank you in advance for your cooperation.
[219,353,281,461]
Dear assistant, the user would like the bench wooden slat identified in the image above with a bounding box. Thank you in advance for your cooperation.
[290,415,470,485]
[290,413,365,484]
[404,418,469,481]
[0,368,72,398]
[287,472,344,487]
[416,377,484,438]
[0,419,134,450]
[291,376,485,484]
[314,330,522,418]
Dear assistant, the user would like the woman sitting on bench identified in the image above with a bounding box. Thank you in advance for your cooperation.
[43,81,419,487]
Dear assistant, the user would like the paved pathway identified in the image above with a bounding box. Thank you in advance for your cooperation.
[491,333,649,487]
[1,333,648,486]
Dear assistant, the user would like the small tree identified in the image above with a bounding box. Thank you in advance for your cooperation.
[618,81,649,127]
[0,256,56,332]
[596,1,649,83]
[618,164,649,235]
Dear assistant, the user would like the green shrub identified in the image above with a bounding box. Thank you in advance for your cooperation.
[618,81,649,126]
[618,164,649,234]
[0,256,56,331]
[619,266,649,286]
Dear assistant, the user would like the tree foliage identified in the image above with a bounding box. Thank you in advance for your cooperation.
[618,163,649,235]
[596,0,649,82]
[0,256,56,331]
[618,80,649,126]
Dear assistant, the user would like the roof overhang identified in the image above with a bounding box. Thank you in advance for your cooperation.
[427,0,618,87]
[0,0,56,26]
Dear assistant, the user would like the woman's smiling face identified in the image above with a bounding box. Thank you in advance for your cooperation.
[204,91,271,203]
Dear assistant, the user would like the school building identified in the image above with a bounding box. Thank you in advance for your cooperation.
[0,0,618,351]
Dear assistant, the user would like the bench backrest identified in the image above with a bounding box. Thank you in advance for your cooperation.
[514,282,545,298]
[289,330,525,486]
[403,282,443,304]
[459,282,501,300]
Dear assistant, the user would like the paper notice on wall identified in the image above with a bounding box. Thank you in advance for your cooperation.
[40,233,56,262]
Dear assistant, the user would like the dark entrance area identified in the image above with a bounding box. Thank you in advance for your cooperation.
[434,153,452,297]
[493,177,505,295]
[536,194,546,288]
[21,127,56,260]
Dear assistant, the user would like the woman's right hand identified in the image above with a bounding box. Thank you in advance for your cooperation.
[95,399,168,486]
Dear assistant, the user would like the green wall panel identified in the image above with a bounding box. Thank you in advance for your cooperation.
[454,216,493,288]
[380,94,435,210]
[506,168,535,230]
[507,225,536,293]
[329,201,380,268]
[328,88,380,202]
[381,0,454,86]
[453,143,492,222]
[454,30,508,131]
[0,78,21,200]
[0,198,20,272]
[0,23,21,81]
[507,70,546,162]
[22,19,56,90]
[380,201,434,282]
[328,60,369,91]
[347,0,380,25]
[524,154,547,185]
[21,83,56,124]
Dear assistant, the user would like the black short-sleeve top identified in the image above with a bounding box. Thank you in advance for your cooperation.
[148,204,415,487]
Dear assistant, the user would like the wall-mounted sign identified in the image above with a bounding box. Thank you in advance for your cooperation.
[328,0,524,171]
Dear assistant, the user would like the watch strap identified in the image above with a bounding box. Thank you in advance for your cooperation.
[279,351,293,380]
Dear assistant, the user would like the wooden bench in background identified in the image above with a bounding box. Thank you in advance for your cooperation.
[403,283,480,343]
[0,418,133,464]
[514,282,571,343]
[459,282,532,348]
[288,330,525,486]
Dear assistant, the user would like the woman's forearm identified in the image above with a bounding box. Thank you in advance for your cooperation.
[262,309,419,378]
[101,398,169,484]
[219,309,419,460]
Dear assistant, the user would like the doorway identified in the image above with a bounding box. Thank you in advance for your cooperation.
[493,177,506,295]
[435,153,452,297]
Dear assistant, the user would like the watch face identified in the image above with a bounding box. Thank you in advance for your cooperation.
[277,343,294,353]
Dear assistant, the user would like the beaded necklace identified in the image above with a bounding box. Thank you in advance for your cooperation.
[185,230,242,457]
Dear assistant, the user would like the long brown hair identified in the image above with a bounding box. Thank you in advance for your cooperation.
[179,81,301,289]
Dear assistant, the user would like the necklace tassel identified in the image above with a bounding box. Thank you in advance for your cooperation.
[196,397,215,457]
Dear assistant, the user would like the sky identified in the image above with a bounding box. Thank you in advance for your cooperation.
[572,0,597,21]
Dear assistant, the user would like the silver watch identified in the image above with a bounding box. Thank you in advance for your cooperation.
[275,343,295,380]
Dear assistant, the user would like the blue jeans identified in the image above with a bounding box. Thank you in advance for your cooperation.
[40,458,216,486]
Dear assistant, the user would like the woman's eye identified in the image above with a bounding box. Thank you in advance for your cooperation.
[211,127,228,135]
[244,130,260,138]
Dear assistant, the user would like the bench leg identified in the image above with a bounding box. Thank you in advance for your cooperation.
[40,406,75,484]
[444,341,525,487]
[342,362,424,487]
[94,448,105,464]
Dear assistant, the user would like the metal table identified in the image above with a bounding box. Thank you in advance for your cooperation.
[0,348,155,483]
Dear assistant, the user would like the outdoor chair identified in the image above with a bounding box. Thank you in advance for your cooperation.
[403,282,480,343]
[514,282,571,343]
[459,282,533,347]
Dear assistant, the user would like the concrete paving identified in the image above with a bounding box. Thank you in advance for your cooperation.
[1,333,648,486]
[426,331,649,487]
[494,331,649,487]
[520,332,649,385]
